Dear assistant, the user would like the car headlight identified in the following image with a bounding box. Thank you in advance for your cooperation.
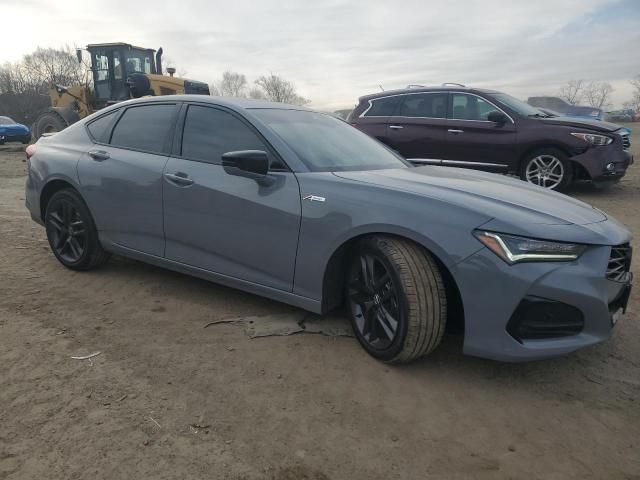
[570,132,612,146]
[473,231,587,264]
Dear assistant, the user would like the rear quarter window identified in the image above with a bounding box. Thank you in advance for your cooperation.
[86,110,118,143]
[363,96,400,117]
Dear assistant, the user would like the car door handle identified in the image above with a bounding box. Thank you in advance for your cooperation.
[447,129,464,134]
[88,150,110,161]
[389,125,404,130]
[164,172,194,186]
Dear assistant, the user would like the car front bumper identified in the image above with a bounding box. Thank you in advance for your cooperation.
[452,244,632,362]
[572,146,632,184]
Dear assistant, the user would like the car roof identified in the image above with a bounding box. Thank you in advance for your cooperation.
[108,94,313,112]
[358,86,500,102]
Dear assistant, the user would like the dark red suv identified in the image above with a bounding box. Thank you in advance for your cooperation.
[348,85,633,190]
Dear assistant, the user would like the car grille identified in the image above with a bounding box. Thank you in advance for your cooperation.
[607,244,632,282]
[620,132,630,150]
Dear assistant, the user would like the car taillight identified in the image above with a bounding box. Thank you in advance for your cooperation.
[25,144,36,160]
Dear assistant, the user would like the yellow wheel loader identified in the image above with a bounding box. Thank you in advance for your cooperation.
[33,42,209,138]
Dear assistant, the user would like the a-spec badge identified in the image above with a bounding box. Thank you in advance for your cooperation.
[303,195,326,203]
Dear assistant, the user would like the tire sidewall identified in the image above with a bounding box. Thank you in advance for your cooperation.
[346,239,410,362]
[520,148,572,191]
[35,113,66,139]
[45,190,99,270]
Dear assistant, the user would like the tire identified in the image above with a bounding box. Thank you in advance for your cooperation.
[45,189,110,270]
[520,148,572,191]
[345,236,447,364]
[34,111,68,139]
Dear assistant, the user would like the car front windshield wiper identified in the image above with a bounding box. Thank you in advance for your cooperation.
[528,113,549,118]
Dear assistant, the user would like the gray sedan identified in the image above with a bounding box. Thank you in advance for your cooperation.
[25,96,633,363]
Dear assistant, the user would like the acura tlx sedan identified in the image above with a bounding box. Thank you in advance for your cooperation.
[25,96,633,363]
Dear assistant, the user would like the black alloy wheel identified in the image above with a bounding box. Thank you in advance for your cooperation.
[345,236,447,363]
[45,189,110,270]
[348,252,401,351]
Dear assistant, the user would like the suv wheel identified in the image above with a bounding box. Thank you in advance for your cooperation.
[520,148,572,190]
[45,189,111,270]
[346,236,447,363]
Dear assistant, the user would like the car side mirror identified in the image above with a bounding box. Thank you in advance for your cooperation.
[222,150,269,179]
[487,111,508,125]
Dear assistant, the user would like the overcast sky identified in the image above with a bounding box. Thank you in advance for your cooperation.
[3,0,639,109]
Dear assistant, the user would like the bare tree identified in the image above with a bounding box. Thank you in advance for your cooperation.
[558,79,585,105]
[254,74,309,105]
[584,81,614,110]
[210,71,247,97]
[0,46,88,124]
[627,74,640,111]
[248,87,266,100]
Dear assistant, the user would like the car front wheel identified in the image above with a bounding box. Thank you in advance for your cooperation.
[346,236,447,363]
[520,148,572,190]
[45,189,110,270]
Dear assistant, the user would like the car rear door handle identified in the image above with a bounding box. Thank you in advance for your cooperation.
[447,129,464,134]
[164,172,194,187]
[389,125,404,130]
[88,150,110,161]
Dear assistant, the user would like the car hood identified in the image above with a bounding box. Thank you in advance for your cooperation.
[333,166,607,226]
[537,116,621,132]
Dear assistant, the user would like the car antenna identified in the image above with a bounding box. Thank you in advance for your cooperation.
[379,85,385,92]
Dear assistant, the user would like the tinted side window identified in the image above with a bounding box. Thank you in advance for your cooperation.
[87,111,117,142]
[450,94,497,121]
[181,105,268,165]
[110,104,176,153]
[364,96,400,117]
[398,93,447,118]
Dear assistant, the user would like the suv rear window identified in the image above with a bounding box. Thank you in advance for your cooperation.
[110,104,177,153]
[363,96,400,117]
[398,93,447,118]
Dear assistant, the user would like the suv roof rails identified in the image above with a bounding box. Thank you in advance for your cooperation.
[441,82,467,87]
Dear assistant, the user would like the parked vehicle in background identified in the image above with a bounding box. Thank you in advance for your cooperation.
[348,85,633,190]
[333,109,353,120]
[24,95,634,364]
[604,109,634,123]
[527,96,603,120]
[0,116,31,144]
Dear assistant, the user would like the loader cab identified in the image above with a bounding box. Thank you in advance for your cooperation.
[87,43,157,108]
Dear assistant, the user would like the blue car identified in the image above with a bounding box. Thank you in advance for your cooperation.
[0,116,31,144]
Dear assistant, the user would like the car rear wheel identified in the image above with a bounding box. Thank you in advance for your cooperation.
[520,148,572,190]
[346,236,447,363]
[45,189,110,270]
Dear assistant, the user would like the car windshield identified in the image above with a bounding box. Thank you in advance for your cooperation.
[491,93,548,117]
[251,109,409,172]
[0,116,16,125]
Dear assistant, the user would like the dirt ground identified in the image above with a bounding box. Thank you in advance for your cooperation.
[1,127,639,480]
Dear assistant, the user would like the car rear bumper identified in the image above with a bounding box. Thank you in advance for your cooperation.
[452,244,632,362]
[572,146,632,183]
[0,133,31,142]
[25,174,44,225]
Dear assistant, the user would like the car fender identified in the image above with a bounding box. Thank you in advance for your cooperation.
[291,172,489,302]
